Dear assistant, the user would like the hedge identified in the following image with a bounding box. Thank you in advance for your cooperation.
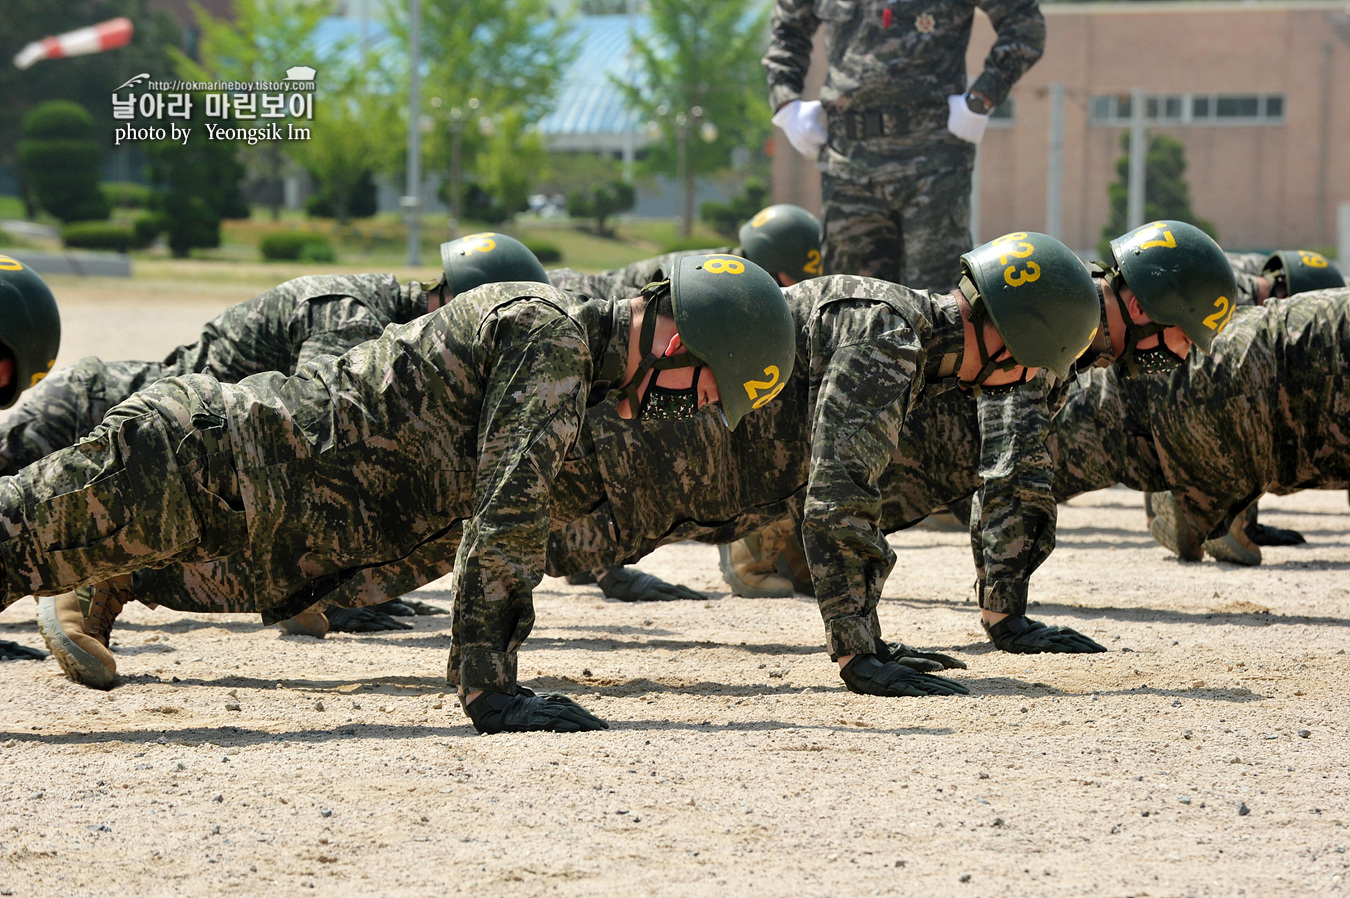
[260,232,336,262]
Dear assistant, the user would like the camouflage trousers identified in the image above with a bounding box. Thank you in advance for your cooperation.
[0,357,168,477]
[0,375,249,610]
[820,142,975,292]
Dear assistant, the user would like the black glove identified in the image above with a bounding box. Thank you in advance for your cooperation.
[839,654,970,697]
[324,606,414,632]
[383,598,447,616]
[597,566,706,602]
[464,685,609,734]
[1247,522,1305,546]
[984,615,1106,654]
[881,641,968,671]
[0,639,46,661]
[565,570,598,585]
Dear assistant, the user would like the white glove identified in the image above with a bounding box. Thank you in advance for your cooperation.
[946,94,990,144]
[772,99,828,157]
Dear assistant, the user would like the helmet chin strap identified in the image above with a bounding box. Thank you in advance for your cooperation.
[958,275,1027,396]
[610,279,703,419]
[1108,273,1177,376]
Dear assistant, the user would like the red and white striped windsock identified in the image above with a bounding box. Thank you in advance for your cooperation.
[13,17,135,70]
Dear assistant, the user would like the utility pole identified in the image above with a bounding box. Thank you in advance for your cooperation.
[404,0,422,266]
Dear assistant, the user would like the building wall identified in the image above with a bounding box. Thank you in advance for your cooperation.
[771,1,1350,253]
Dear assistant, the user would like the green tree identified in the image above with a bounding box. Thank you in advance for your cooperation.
[294,57,401,225]
[17,101,110,223]
[383,0,578,208]
[173,0,332,220]
[144,94,248,257]
[475,108,547,220]
[1099,132,1217,257]
[619,0,773,235]
[701,179,768,239]
[567,180,635,237]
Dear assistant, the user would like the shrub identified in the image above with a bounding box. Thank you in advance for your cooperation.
[522,240,562,264]
[101,182,153,209]
[61,221,135,253]
[261,232,336,262]
[298,239,336,263]
[132,213,167,250]
[18,101,110,223]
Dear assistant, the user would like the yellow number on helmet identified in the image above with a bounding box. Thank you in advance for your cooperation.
[0,255,24,271]
[743,365,784,408]
[1202,295,1234,332]
[1136,223,1177,251]
[997,241,1035,266]
[461,232,499,253]
[991,231,1029,246]
[1003,260,1041,288]
[704,257,745,275]
[750,209,775,228]
[803,249,822,276]
[1299,251,1329,269]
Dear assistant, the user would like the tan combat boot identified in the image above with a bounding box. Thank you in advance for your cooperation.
[277,610,330,638]
[1147,491,1203,561]
[37,582,124,690]
[1203,506,1263,566]
[718,527,795,598]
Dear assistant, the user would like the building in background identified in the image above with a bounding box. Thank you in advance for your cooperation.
[772,0,1350,253]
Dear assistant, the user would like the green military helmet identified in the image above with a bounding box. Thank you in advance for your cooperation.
[439,232,548,297]
[1108,220,1236,353]
[737,204,822,284]
[668,254,796,430]
[1262,250,1345,297]
[0,254,60,409]
[959,231,1099,380]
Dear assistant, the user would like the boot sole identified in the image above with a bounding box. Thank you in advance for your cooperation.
[1203,534,1262,566]
[717,545,794,598]
[1148,493,1203,561]
[36,596,116,690]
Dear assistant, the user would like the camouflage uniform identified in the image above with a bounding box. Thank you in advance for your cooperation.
[0,274,431,624]
[551,275,1059,654]
[0,274,427,477]
[1227,251,1268,308]
[763,0,1044,289]
[0,285,625,696]
[1051,291,1350,541]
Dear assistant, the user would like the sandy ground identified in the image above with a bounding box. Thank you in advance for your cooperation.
[0,268,1347,897]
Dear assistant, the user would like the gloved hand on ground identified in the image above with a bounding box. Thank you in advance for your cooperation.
[882,641,968,671]
[597,566,706,602]
[0,639,46,661]
[465,685,609,734]
[839,653,971,697]
[324,606,414,632]
[983,615,1106,654]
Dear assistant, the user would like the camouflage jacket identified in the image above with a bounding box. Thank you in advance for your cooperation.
[0,284,625,697]
[763,0,1044,179]
[1227,251,1268,308]
[552,275,1060,653]
[1052,290,1350,539]
[547,247,735,301]
[0,274,430,477]
[161,273,429,381]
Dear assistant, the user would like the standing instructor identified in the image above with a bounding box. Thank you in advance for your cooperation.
[764,0,1045,290]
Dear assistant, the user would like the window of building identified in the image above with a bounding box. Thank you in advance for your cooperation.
[1090,92,1285,126]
